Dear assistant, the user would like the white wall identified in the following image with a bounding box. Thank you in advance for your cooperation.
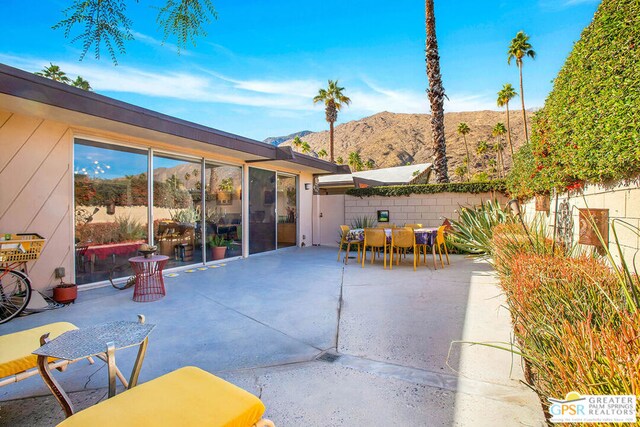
[523,182,640,267]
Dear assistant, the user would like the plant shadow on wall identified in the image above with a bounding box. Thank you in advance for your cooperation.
[448,198,640,422]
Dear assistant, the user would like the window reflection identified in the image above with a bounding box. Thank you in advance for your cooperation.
[205,164,243,260]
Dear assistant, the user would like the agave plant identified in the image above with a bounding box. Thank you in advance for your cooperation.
[449,199,515,255]
[350,215,377,229]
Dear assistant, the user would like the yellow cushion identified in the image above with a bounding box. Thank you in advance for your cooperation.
[57,366,266,427]
[0,322,77,378]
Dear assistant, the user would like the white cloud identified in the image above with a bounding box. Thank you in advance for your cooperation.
[129,31,187,55]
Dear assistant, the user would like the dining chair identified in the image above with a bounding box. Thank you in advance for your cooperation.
[376,223,396,229]
[362,228,389,269]
[435,225,450,268]
[338,225,361,264]
[404,223,423,229]
[390,228,417,270]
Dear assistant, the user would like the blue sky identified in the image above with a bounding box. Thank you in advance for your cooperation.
[1,0,599,141]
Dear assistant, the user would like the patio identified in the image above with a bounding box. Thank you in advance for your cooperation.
[0,247,544,426]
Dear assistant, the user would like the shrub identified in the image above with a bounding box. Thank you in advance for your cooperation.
[346,180,506,198]
[448,200,515,255]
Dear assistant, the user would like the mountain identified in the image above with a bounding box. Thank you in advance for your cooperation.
[279,110,531,181]
[263,130,312,146]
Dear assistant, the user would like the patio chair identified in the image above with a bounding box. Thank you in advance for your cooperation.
[337,225,361,264]
[0,323,95,388]
[362,228,389,269]
[435,225,450,268]
[390,228,417,271]
[376,223,396,229]
[404,223,423,229]
[57,366,275,427]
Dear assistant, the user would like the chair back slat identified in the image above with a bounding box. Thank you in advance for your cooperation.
[364,228,386,246]
[391,228,415,248]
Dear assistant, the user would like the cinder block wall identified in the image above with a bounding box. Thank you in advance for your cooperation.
[344,192,508,227]
[522,182,640,267]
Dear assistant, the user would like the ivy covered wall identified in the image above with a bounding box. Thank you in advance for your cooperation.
[508,0,640,198]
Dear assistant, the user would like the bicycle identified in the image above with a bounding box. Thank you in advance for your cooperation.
[0,233,45,324]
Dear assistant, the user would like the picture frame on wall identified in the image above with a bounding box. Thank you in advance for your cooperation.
[377,210,390,223]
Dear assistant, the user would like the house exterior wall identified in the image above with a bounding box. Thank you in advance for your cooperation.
[0,109,74,293]
[0,107,313,292]
[522,182,640,267]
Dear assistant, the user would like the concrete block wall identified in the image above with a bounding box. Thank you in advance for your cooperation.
[523,182,640,267]
[345,192,509,228]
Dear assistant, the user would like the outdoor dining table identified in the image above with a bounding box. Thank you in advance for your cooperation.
[347,227,440,267]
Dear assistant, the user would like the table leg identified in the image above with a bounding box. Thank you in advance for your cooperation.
[37,333,74,418]
[128,337,149,388]
[106,342,117,398]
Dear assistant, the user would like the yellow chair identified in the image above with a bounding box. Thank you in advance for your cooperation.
[435,225,450,268]
[0,322,96,388]
[57,366,275,427]
[390,228,417,271]
[376,223,396,229]
[337,225,361,264]
[404,223,423,229]
[362,228,389,269]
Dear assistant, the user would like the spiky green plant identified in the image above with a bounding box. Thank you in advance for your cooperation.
[449,200,515,255]
[350,216,377,229]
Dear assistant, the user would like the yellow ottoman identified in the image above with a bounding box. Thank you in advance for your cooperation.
[0,322,77,379]
[58,366,274,427]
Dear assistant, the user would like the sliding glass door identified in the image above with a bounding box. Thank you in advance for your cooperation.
[249,168,276,254]
[277,174,297,248]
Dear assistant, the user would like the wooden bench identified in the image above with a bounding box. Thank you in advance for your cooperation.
[0,322,90,387]
[57,366,275,427]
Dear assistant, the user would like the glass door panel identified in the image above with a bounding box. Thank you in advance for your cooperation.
[277,175,297,248]
[74,141,148,285]
[249,168,276,254]
[204,163,243,260]
[153,154,203,268]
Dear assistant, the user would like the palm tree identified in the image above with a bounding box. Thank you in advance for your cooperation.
[508,31,536,142]
[317,149,328,159]
[71,76,92,91]
[365,159,375,170]
[35,63,70,83]
[476,140,489,169]
[457,122,471,181]
[348,152,364,172]
[426,0,449,183]
[292,136,303,152]
[300,141,311,154]
[492,122,507,176]
[313,80,351,163]
[497,84,517,157]
[336,156,344,165]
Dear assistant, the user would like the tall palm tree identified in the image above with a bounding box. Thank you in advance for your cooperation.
[71,76,92,91]
[492,122,507,176]
[291,136,303,152]
[426,0,449,182]
[496,84,518,156]
[476,140,489,169]
[313,80,351,163]
[508,31,536,142]
[317,149,328,159]
[35,63,70,83]
[457,122,471,181]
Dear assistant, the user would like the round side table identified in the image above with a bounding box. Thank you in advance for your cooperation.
[128,255,170,302]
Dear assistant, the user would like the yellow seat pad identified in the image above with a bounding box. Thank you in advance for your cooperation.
[0,322,77,378]
[58,366,266,427]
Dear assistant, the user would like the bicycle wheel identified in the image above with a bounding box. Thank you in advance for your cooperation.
[0,268,32,324]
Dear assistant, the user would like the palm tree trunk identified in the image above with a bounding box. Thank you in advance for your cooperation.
[329,121,335,163]
[500,140,506,175]
[463,135,471,181]
[519,62,529,142]
[425,0,449,183]
[505,103,514,157]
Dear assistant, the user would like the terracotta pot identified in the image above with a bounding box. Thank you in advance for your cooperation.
[211,246,226,260]
[53,285,78,304]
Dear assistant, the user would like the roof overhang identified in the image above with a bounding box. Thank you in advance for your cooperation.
[0,63,345,175]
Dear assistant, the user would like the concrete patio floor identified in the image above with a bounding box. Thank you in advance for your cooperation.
[0,246,545,426]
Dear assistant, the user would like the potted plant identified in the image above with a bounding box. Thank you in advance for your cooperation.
[53,281,78,304]
[208,235,231,260]
[217,178,234,205]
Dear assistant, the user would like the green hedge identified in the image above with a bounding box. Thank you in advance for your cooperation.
[346,180,506,198]
[507,0,640,197]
